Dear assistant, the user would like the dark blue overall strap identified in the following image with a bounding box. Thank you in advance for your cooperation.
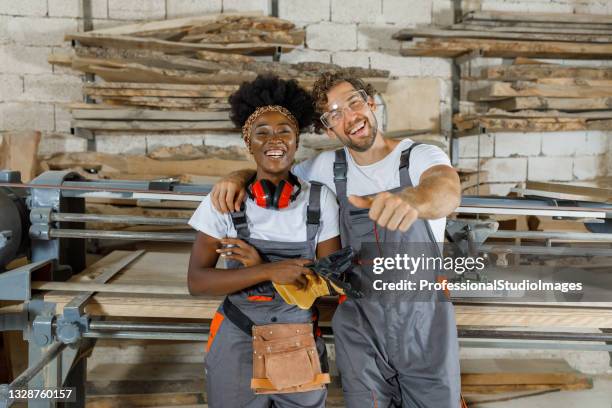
[399,142,422,187]
[333,148,348,200]
[306,181,322,242]
[229,203,250,239]
[222,297,253,336]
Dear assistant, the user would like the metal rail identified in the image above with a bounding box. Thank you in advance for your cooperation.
[51,213,189,226]
[48,229,195,242]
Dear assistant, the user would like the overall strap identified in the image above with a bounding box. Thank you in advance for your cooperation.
[223,297,253,336]
[306,182,322,242]
[333,148,348,200]
[399,142,422,187]
[229,203,250,239]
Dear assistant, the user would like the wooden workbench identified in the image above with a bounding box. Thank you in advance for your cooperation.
[41,250,612,329]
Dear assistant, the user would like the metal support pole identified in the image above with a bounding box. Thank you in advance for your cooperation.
[47,229,196,242]
[49,213,189,226]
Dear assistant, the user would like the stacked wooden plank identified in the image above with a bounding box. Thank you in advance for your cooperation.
[50,13,389,134]
[458,168,489,195]
[394,11,612,59]
[454,58,612,133]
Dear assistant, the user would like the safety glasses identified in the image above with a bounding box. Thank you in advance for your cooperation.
[320,89,369,129]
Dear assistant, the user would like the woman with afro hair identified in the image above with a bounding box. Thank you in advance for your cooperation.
[187,75,342,407]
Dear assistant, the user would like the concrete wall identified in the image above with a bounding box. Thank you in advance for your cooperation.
[0,0,609,192]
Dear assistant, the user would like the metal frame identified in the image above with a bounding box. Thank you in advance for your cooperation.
[1,171,612,407]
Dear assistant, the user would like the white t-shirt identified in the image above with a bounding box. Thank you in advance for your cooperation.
[292,138,451,243]
[189,179,339,244]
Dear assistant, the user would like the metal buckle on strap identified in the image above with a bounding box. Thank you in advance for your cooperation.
[306,209,319,225]
[333,162,347,182]
[232,214,247,226]
[399,151,410,170]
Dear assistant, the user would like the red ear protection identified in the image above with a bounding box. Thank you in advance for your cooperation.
[247,173,301,209]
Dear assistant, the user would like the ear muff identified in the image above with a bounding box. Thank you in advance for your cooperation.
[274,180,295,209]
[247,173,301,210]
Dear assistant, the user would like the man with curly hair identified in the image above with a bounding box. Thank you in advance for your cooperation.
[209,70,462,407]
[188,75,342,407]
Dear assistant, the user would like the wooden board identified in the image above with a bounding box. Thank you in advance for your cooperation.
[400,38,612,59]
[461,359,591,385]
[487,97,612,112]
[71,119,235,131]
[458,109,612,120]
[42,152,255,177]
[42,251,612,328]
[462,19,612,31]
[84,87,233,98]
[525,181,611,203]
[461,359,592,394]
[0,131,41,182]
[394,27,612,43]
[454,117,588,133]
[463,10,612,25]
[70,56,257,85]
[481,64,612,81]
[453,23,612,35]
[71,107,230,121]
[82,83,238,91]
[468,81,612,101]
[65,33,298,56]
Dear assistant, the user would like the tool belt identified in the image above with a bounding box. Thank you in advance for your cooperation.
[222,297,330,394]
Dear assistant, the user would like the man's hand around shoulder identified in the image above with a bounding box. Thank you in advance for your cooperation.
[210,170,253,213]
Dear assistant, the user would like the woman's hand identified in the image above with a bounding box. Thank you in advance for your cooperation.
[264,259,314,290]
[216,238,263,267]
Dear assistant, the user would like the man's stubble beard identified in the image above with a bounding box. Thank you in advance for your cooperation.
[339,114,379,153]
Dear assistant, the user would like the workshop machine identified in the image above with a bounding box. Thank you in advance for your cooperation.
[0,169,611,407]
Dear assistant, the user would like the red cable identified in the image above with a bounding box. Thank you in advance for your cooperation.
[373,222,383,257]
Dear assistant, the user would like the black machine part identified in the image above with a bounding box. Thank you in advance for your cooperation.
[0,174,30,270]
[306,247,363,299]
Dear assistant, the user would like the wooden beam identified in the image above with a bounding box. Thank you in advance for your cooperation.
[481,64,612,81]
[487,96,612,111]
[38,251,612,329]
[463,10,612,25]
[42,152,255,177]
[32,281,189,295]
[83,87,232,98]
[394,27,612,43]
[0,131,41,182]
[454,117,588,133]
[82,83,238,91]
[468,81,612,101]
[462,19,612,31]
[64,33,299,55]
[71,107,230,121]
[453,22,612,35]
[400,38,612,59]
[71,120,235,131]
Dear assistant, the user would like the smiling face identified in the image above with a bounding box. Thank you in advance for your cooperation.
[324,81,378,152]
[248,110,298,181]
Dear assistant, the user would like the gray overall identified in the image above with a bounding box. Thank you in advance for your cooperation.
[205,182,328,408]
[331,144,461,407]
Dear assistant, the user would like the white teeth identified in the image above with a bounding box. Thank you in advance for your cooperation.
[349,121,365,135]
[265,149,285,157]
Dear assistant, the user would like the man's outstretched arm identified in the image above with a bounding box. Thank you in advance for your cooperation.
[210,169,255,213]
[349,165,461,232]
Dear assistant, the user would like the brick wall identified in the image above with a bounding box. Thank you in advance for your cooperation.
[0,0,609,192]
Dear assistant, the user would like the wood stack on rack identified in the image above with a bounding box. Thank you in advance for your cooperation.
[458,168,489,195]
[454,58,612,134]
[394,11,612,59]
[49,13,389,134]
[393,11,612,134]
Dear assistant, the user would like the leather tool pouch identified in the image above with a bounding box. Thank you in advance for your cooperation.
[251,323,330,394]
